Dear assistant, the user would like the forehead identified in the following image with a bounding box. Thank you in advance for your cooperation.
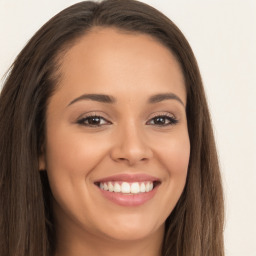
[53,27,186,106]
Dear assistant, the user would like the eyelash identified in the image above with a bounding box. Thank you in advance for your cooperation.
[77,114,110,126]
[77,113,178,127]
[146,113,178,126]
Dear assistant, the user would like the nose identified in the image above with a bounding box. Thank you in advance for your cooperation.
[110,122,153,166]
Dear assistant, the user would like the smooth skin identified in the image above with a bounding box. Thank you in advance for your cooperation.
[40,27,190,256]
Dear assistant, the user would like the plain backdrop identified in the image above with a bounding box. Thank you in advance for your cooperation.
[0,0,255,255]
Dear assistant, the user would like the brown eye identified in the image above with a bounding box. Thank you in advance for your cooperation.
[147,115,178,126]
[77,115,110,127]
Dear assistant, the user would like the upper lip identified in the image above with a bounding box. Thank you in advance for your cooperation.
[94,173,160,183]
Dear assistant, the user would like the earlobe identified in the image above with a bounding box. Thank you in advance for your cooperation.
[39,153,46,171]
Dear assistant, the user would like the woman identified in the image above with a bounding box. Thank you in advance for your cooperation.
[0,0,225,255]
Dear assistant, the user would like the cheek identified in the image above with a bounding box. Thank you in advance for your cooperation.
[45,127,109,175]
[153,129,190,208]
[44,128,112,222]
[44,126,109,201]
[154,129,190,177]
[167,139,190,175]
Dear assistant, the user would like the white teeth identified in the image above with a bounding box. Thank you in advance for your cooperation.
[145,182,150,192]
[98,181,155,194]
[140,182,146,192]
[103,183,108,191]
[108,182,114,192]
[121,182,130,193]
[114,183,121,192]
[130,182,140,194]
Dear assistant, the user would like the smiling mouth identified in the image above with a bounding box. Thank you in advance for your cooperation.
[95,181,161,194]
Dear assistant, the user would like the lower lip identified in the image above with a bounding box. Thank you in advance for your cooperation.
[96,185,159,207]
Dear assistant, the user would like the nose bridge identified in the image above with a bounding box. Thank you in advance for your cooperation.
[122,121,145,150]
[110,118,152,165]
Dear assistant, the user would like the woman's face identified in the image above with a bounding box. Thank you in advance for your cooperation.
[40,28,190,243]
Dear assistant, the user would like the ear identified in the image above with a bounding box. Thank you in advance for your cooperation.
[39,153,46,171]
[39,143,46,171]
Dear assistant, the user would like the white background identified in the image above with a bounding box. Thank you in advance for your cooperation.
[0,0,255,255]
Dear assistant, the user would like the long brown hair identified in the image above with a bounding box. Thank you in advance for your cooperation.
[0,1,224,255]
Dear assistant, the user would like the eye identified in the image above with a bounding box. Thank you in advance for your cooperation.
[77,115,111,127]
[146,114,178,126]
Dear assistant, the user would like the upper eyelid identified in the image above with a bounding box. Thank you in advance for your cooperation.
[77,111,110,120]
[146,111,177,120]
[78,111,176,119]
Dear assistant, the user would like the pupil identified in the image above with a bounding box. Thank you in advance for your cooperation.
[155,117,165,124]
[89,117,100,125]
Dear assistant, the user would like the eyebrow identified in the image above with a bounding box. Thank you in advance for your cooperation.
[67,93,185,107]
[68,94,116,106]
[148,93,185,106]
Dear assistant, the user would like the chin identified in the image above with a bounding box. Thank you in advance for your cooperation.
[95,213,165,242]
[102,226,161,242]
